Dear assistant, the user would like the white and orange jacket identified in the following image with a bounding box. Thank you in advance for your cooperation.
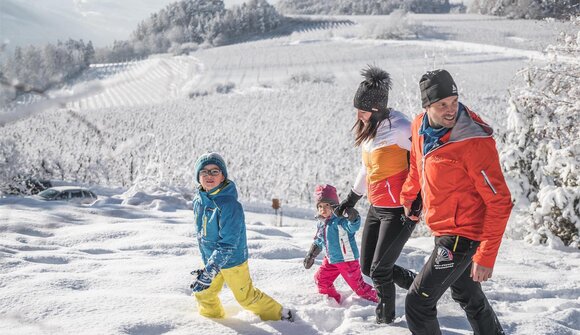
[353,110,412,208]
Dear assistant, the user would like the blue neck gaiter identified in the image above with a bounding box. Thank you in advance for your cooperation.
[419,104,462,155]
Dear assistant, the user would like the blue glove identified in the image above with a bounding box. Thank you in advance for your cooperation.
[190,265,219,293]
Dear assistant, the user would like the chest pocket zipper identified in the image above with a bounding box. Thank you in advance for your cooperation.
[203,215,207,236]
[481,170,497,195]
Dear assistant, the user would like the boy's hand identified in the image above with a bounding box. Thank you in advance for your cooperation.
[190,265,219,292]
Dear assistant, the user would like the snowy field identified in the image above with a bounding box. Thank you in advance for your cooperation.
[1,12,580,335]
[1,195,579,335]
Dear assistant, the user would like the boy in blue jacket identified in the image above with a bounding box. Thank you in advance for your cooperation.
[304,184,378,304]
[190,152,293,322]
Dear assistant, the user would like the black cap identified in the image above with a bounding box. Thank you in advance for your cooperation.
[419,69,458,107]
[353,65,391,113]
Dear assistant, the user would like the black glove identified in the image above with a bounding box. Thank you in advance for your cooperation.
[403,192,423,224]
[334,190,362,217]
[344,207,360,222]
[409,192,423,218]
[303,243,322,269]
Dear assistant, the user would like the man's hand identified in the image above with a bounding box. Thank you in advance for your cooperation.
[403,193,422,222]
[471,262,493,282]
[404,206,419,221]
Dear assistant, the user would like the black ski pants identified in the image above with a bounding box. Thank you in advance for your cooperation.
[405,235,504,335]
[360,206,415,287]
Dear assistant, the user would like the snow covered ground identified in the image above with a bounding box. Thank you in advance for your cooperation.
[1,194,579,335]
[1,11,579,335]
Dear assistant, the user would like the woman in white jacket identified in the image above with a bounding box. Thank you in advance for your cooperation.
[335,66,421,324]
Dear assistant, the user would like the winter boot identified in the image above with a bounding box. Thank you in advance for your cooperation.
[393,265,417,290]
[375,281,396,324]
[281,308,294,322]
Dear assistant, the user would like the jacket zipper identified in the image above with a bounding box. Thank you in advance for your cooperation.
[385,180,396,203]
[420,142,452,219]
[340,238,347,254]
[481,170,497,195]
[203,215,207,237]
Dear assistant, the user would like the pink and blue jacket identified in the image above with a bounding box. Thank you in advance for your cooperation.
[312,214,361,264]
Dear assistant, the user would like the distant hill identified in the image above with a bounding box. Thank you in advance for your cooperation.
[275,0,452,15]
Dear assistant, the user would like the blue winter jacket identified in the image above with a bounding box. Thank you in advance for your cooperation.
[192,180,248,271]
[313,214,361,264]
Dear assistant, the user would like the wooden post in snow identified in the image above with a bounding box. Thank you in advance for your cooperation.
[272,198,282,227]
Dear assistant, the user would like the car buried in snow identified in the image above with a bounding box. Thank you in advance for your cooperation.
[35,186,98,205]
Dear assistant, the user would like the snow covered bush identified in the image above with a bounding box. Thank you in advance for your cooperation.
[362,9,421,40]
[499,19,580,247]
[287,72,335,85]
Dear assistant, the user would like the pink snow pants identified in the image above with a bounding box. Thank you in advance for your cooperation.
[314,257,378,303]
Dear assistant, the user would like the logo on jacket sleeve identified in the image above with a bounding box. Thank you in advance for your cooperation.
[434,246,454,270]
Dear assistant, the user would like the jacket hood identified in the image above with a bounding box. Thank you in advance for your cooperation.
[448,103,493,142]
[198,180,238,202]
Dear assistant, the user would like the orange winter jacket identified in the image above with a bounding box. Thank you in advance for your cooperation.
[400,104,513,268]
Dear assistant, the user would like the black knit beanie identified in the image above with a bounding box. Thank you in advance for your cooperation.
[419,69,458,107]
[353,65,391,114]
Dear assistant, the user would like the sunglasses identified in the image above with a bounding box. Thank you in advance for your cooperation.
[199,168,222,177]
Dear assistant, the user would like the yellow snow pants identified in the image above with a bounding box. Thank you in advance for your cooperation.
[193,261,282,321]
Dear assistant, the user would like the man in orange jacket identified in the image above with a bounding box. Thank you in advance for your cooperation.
[400,69,512,335]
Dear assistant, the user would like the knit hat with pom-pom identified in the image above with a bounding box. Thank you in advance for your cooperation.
[353,65,392,114]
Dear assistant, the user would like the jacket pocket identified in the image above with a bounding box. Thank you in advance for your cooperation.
[426,197,458,231]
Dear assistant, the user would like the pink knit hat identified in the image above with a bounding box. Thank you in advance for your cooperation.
[314,184,339,206]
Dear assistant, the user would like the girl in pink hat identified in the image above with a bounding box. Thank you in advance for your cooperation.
[303,184,378,304]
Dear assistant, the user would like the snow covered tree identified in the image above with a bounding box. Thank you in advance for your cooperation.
[499,18,580,247]
[470,0,579,19]
[0,39,94,100]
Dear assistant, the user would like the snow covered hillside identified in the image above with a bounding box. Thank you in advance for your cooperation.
[3,15,574,213]
[1,12,579,335]
[0,195,579,335]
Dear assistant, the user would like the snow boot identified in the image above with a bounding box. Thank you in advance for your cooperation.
[375,281,396,324]
[281,308,294,322]
[393,265,417,290]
